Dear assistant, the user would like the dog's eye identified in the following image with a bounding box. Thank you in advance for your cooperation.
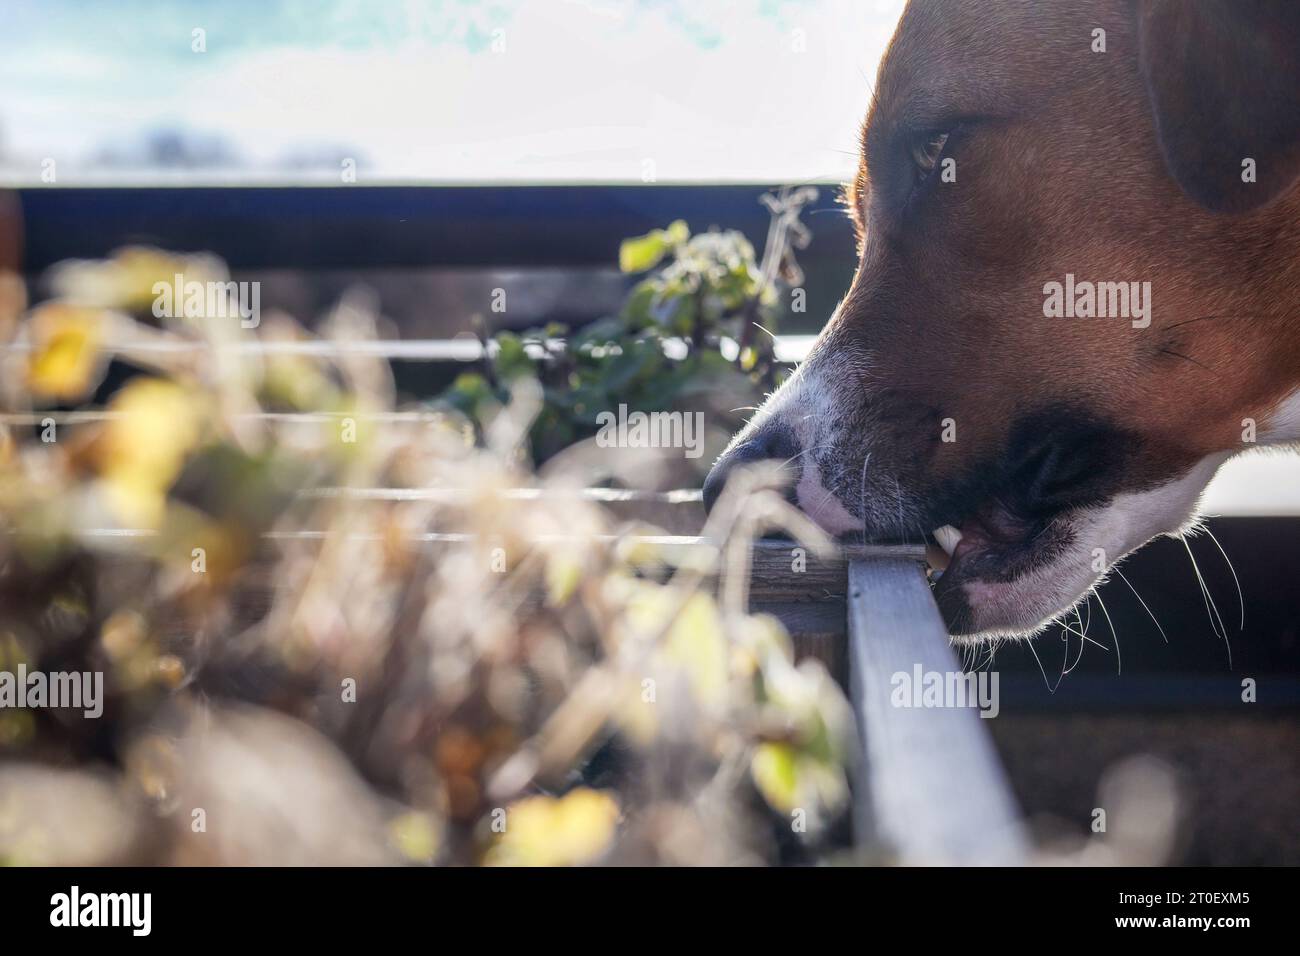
[910,131,949,176]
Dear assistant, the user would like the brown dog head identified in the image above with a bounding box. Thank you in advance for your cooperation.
[704,0,1300,639]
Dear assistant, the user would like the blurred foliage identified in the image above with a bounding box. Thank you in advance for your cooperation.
[438,192,816,463]
[0,240,855,866]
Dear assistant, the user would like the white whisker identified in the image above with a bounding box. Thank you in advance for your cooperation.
[1093,589,1121,676]
[1201,525,1245,631]
[1026,636,1059,694]
[1182,532,1232,667]
[1114,566,1169,645]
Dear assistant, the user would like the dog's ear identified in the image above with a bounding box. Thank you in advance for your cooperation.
[1138,0,1300,213]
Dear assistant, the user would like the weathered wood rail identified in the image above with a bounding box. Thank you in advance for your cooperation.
[734,534,1028,863]
[847,560,1027,864]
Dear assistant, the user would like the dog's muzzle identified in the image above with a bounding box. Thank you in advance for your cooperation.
[702,422,800,513]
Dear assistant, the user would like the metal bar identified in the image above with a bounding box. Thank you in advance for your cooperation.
[0,335,817,364]
[847,559,1029,865]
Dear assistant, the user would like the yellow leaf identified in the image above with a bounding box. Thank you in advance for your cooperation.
[388,811,441,864]
[99,378,204,527]
[621,585,729,707]
[662,592,728,707]
[100,472,168,530]
[737,612,794,661]
[25,304,105,401]
[51,247,197,311]
[113,247,198,311]
[613,532,666,570]
[544,549,584,606]
[751,742,800,813]
[487,788,619,866]
[615,675,659,745]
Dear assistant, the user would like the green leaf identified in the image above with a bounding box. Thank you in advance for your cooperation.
[493,332,535,383]
[600,341,660,392]
[573,315,627,349]
[429,215,789,471]
[448,371,492,403]
[620,281,659,329]
[619,231,669,273]
[669,295,698,337]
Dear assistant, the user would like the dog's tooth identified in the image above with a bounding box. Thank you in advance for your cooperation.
[933,525,963,556]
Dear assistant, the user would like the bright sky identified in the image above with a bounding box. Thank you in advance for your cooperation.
[0,0,906,184]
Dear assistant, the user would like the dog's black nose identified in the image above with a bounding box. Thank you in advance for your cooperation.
[702,423,799,513]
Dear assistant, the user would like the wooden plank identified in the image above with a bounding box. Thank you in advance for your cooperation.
[72,526,919,625]
[847,559,1028,865]
[750,600,845,678]
[62,525,909,684]
[747,540,924,605]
